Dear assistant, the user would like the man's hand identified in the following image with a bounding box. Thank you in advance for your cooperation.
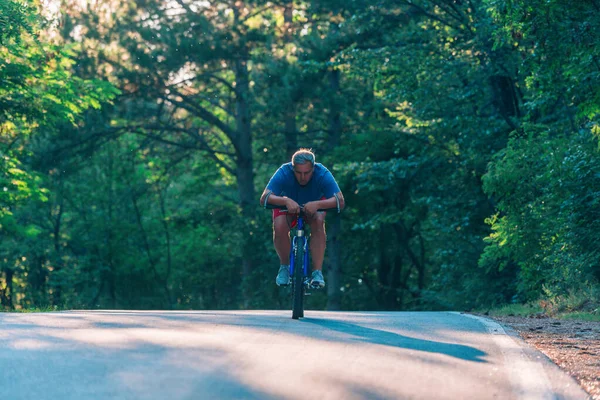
[303,201,319,218]
[285,198,301,215]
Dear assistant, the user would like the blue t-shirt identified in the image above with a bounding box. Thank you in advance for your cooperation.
[266,162,341,205]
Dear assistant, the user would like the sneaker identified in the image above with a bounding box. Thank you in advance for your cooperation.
[276,265,291,286]
[310,270,325,288]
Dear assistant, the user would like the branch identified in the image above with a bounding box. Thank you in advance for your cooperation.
[131,128,202,150]
[139,124,235,156]
[49,127,124,159]
[205,73,237,93]
[430,0,468,26]
[190,94,235,117]
[162,93,238,143]
[134,126,236,175]
[174,0,194,14]
[252,128,329,140]
[182,72,237,94]
[167,73,236,116]
[241,3,278,23]
[399,0,463,31]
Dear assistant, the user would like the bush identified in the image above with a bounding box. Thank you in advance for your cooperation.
[481,125,600,303]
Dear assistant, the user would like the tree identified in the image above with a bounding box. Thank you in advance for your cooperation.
[480,0,600,305]
[0,0,118,309]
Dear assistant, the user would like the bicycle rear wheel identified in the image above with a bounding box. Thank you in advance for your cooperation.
[292,237,305,319]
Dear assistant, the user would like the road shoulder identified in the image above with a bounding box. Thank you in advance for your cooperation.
[482,314,599,399]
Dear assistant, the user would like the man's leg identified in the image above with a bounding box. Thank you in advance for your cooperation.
[273,213,294,286]
[307,212,326,287]
[308,212,326,270]
[273,214,292,264]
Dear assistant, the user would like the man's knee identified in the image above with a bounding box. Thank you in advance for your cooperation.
[273,215,290,238]
[309,213,326,230]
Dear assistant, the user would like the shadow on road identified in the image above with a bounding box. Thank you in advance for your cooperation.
[301,317,487,362]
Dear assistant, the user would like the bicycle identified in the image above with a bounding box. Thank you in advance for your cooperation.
[266,204,340,319]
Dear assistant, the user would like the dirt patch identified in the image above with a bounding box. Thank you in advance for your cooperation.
[486,315,600,399]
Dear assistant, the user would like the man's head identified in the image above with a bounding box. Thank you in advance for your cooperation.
[291,148,315,186]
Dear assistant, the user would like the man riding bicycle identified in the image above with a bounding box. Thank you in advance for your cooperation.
[260,149,345,288]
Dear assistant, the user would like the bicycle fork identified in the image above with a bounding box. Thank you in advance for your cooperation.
[289,220,310,287]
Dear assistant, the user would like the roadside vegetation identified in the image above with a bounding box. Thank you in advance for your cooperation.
[2,0,599,313]
[483,295,600,322]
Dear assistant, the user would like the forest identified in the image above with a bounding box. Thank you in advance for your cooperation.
[1,0,599,313]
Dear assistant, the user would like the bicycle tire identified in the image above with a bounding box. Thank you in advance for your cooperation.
[292,237,305,319]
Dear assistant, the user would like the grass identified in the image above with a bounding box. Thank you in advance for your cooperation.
[480,299,600,321]
[558,311,600,322]
[481,303,544,317]
[2,305,67,313]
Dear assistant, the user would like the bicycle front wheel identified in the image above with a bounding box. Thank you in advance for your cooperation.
[292,237,305,319]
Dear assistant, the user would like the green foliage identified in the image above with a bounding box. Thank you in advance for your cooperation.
[487,0,600,121]
[0,0,118,310]
[540,284,600,316]
[559,312,600,322]
[0,2,119,219]
[9,305,63,313]
[1,43,119,130]
[481,125,600,301]
[0,0,35,44]
[485,303,544,317]
[2,0,600,313]
[0,153,45,219]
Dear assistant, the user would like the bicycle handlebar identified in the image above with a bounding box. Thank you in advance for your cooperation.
[264,204,340,213]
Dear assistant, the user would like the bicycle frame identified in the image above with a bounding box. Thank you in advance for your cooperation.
[289,215,310,286]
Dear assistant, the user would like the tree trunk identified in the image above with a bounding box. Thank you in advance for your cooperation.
[107,147,117,308]
[489,75,521,130]
[326,217,342,310]
[129,187,173,307]
[51,176,65,306]
[0,268,14,309]
[377,227,391,308]
[233,44,257,299]
[6,268,13,309]
[326,68,343,311]
[159,187,173,308]
[283,2,298,159]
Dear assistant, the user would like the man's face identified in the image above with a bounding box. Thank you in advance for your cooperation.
[293,162,314,186]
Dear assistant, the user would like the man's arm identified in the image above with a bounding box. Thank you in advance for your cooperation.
[304,191,345,216]
[259,188,272,207]
[259,165,288,207]
[259,189,301,214]
[310,167,344,213]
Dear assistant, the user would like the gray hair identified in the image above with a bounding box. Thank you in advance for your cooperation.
[292,149,315,166]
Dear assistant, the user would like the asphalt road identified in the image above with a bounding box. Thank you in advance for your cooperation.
[0,310,589,399]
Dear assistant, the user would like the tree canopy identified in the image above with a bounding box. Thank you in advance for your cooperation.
[1,0,598,314]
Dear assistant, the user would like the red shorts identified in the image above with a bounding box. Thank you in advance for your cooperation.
[272,198,327,228]
[272,208,300,228]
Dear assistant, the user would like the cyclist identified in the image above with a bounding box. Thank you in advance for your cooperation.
[260,148,345,288]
